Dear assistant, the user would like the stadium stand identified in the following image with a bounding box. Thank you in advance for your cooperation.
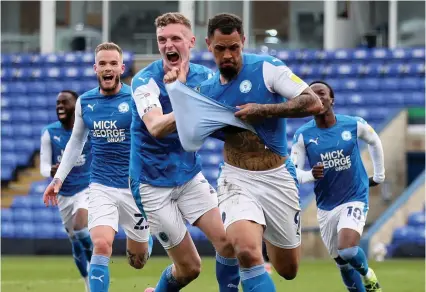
[1,47,425,241]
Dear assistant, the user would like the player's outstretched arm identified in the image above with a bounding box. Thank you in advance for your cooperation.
[40,130,53,178]
[291,133,323,183]
[132,77,176,138]
[357,119,385,187]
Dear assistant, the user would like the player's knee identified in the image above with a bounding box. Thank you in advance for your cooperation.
[177,257,201,284]
[126,249,149,270]
[215,237,235,258]
[235,244,262,267]
[275,263,298,280]
[92,236,112,256]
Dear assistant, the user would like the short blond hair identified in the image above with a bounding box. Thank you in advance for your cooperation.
[155,12,192,29]
[95,42,123,58]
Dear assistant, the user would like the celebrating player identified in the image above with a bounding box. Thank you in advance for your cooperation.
[164,13,322,292]
[43,42,152,292]
[291,81,384,292]
[40,90,93,292]
[130,13,240,292]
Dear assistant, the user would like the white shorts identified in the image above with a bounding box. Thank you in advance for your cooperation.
[217,162,301,249]
[58,188,89,236]
[132,172,218,250]
[88,183,150,243]
[317,201,368,258]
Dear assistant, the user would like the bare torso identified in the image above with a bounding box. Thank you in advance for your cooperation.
[223,128,286,171]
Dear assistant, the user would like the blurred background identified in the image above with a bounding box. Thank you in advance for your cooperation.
[1,1,425,291]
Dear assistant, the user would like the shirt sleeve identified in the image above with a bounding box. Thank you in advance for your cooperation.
[131,77,162,119]
[54,98,90,182]
[263,61,309,99]
[40,130,52,178]
[357,119,385,183]
[290,132,316,184]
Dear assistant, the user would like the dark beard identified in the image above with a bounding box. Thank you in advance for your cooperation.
[219,66,238,81]
[98,75,120,93]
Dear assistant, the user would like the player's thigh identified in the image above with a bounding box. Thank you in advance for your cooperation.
[57,195,75,236]
[87,183,119,253]
[72,188,90,230]
[217,178,265,267]
[117,188,150,244]
[337,201,368,249]
[317,207,340,258]
[178,172,218,225]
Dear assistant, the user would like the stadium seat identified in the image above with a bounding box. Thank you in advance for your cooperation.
[12,208,33,223]
[29,180,51,196]
[407,211,425,227]
[1,222,15,238]
[32,209,55,223]
[35,222,57,239]
[1,208,14,223]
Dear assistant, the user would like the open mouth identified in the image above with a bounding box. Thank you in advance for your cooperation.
[103,74,114,82]
[57,109,66,119]
[166,52,180,63]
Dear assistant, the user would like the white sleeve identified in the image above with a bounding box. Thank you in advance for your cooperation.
[54,98,90,182]
[40,130,53,178]
[290,133,316,184]
[357,121,385,183]
[263,62,309,99]
[131,78,162,119]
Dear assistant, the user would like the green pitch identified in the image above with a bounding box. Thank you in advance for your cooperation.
[2,256,424,292]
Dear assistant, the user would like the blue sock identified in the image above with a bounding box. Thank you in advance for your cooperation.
[216,253,240,291]
[74,228,93,262]
[240,264,276,292]
[155,265,186,292]
[90,255,110,292]
[70,237,89,278]
[337,263,366,292]
[338,246,369,276]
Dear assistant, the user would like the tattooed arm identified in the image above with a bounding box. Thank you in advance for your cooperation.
[235,61,322,121]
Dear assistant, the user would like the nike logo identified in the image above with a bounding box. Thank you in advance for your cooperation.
[309,138,319,145]
[87,104,95,111]
[90,275,104,283]
[53,136,61,142]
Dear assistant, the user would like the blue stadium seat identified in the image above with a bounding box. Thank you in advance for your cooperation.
[81,52,95,64]
[115,227,126,239]
[29,180,51,196]
[1,222,15,238]
[405,92,425,106]
[1,208,13,223]
[380,78,400,91]
[29,196,47,209]
[12,207,33,222]
[409,48,425,60]
[400,77,424,91]
[407,211,425,227]
[386,92,405,106]
[32,209,55,223]
[28,81,47,95]
[14,125,33,138]
[32,95,51,109]
[14,138,35,155]
[42,54,65,66]
[35,223,57,239]
[45,67,61,80]
[12,196,32,209]
[187,225,207,241]
[31,110,51,124]
[55,223,69,239]
[2,124,13,138]
[61,67,80,80]
[351,49,370,61]
[2,153,17,169]
[1,95,12,109]
[1,165,14,181]
[52,210,63,223]
[2,81,27,95]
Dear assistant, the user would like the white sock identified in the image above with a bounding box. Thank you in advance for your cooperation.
[364,268,373,279]
[84,276,90,292]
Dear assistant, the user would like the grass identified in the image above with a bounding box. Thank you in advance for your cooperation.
[1,256,424,292]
